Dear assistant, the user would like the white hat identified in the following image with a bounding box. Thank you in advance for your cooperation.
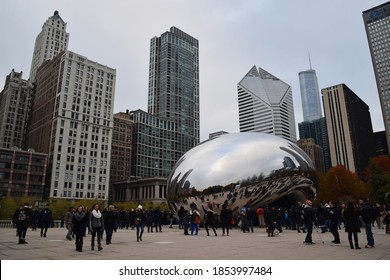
[137,205,143,210]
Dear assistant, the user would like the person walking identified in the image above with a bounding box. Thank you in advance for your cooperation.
[220,204,233,236]
[343,201,361,249]
[360,198,375,248]
[135,205,146,242]
[72,205,88,252]
[13,203,32,244]
[65,207,74,240]
[39,205,53,237]
[103,205,118,245]
[89,203,104,251]
[303,200,315,244]
[202,205,217,236]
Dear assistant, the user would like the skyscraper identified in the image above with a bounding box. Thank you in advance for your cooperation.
[237,66,296,142]
[299,68,322,122]
[29,11,69,81]
[148,27,200,150]
[0,70,34,149]
[322,84,374,177]
[28,50,116,200]
[298,118,330,172]
[363,2,390,153]
[110,111,133,183]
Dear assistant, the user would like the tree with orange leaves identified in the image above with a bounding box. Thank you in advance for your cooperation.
[316,165,369,204]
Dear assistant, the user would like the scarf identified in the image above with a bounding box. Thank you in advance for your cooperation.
[92,209,102,219]
[74,211,85,221]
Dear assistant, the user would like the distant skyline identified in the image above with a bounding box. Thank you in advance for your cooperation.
[0,0,386,141]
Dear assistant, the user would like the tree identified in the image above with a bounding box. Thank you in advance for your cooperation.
[363,155,390,203]
[0,193,18,219]
[316,165,369,204]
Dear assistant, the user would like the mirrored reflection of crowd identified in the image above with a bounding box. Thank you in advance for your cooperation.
[10,199,390,253]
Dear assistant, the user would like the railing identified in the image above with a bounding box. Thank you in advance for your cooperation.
[0,220,63,228]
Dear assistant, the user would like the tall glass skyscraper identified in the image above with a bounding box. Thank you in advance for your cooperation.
[363,2,390,153]
[299,69,322,122]
[148,27,200,151]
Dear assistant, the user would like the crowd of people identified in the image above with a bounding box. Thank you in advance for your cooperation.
[11,198,390,253]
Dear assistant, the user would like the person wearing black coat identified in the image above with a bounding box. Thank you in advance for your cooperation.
[360,198,375,248]
[220,204,233,236]
[265,206,277,237]
[72,205,88,252]
[13,203,32,244]
[329,201,341,244]
[103,205,118,245]
[303,200,315,244]
[202,205,217,236]
[343,201,361,249]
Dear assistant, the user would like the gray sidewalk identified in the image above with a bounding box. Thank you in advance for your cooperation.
[0,226,389,260]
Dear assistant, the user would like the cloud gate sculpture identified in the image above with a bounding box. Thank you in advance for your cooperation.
[167,132,317,219]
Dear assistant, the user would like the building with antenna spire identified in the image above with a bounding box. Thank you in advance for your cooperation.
[298,54,322,122]
[297,55,330,172]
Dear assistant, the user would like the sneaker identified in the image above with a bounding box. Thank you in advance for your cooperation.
[365,244,373,248]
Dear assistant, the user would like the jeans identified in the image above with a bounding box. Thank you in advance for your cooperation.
[364,222,374,246]
[190,222,199,235]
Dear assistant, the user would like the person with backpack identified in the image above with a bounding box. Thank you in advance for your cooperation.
[189,203,200,235]
[13,203,32,244]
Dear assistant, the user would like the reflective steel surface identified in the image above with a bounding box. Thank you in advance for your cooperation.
[167,132,317,219]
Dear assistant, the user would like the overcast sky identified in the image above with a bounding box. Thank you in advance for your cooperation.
[0,0,386,141]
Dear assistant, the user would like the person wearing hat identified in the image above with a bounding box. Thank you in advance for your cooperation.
[303,199,315,245]
[135,205,146,241]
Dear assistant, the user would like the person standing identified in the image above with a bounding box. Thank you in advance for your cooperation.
[146,207,154,232]
[265,206,276,237]
[189,203,200,235]
[360,198,375,248]
[13,203,32,244]
[103,205,118,245]
[256,207,265,228]
[220,204,233,236]
[65,207,74,240]
[31,207,39,231]
[39,204,53,237]
[303,200,315,244]
[343,201,361,249]
[135,205,146,242]
[178,206,185,229]
[183,209,190,235]
[89,203,104,251]
[154,207,163,232]
[72,205,88,252]
[329,201,341,244]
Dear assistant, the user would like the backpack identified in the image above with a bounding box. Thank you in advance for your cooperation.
[18,210,26,221]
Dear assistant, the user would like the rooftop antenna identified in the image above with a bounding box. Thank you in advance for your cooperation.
[308,52,312,70]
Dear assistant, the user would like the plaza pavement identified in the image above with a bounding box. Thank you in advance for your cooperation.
[0,225,389,260]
